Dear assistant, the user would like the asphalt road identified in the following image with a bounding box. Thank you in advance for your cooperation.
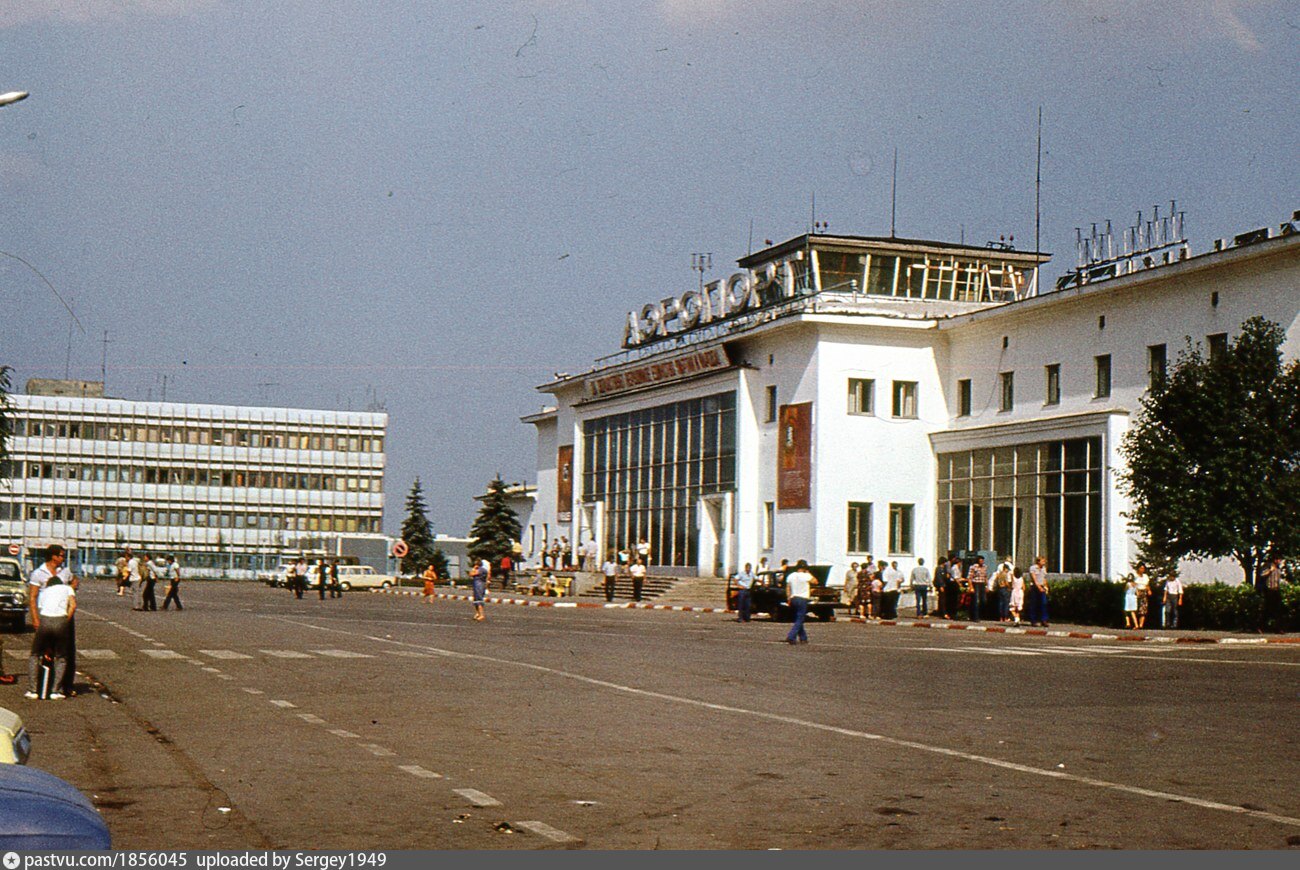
[6,580,1300,850]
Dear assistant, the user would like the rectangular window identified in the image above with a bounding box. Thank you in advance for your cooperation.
[957,379,972,417]
[888,503,914,555]
[847,502,872,553]
[1208,332,1228,361]
[764,385,778,423]
[763,502,775,550]
[999,372,1014,412]
[1147,344,1167,389]
[847,378,875,415]
[892,381,918,418]
[1094,354,1112,398]
[1045,364,1060,405]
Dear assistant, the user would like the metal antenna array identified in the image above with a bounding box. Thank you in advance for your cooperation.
[690,252,712,293]
[1059,200,1189,291]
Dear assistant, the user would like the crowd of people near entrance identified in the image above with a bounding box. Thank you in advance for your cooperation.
[281,556,346,600]
[842,554,1053,626]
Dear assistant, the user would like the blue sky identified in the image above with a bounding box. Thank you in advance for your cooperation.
[2,1,1297,533]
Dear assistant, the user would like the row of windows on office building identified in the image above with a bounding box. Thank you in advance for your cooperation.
[763,379,919,423]
[14,417,385,453]
[2,500,380,533]
[7,460,382,493]
[955,332,1229,416]
[582,393,737,567]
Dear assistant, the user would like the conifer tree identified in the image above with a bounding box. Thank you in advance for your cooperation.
[467,478,522,566]
[399,478,437,575]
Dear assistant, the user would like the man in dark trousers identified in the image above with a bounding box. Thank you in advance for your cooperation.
[317,559,328,600]
[601,556,618,602]
[329,560,342,598]
[162,555,183,610]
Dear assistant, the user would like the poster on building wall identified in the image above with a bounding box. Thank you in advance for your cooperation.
[557,444,573,523]
[777,402,812,510]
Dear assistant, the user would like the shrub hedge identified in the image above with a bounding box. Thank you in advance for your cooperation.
[1045,578,1300,633]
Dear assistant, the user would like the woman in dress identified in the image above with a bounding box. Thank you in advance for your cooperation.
[1009,566,1026,626]
[421,563,438,600]
[469,561,488,621]
[1124,577,1139,629]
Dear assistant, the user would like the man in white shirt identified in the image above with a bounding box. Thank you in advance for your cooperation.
[883,561,904,619]
[1163,576,1184,629]
[601,558,619,602]
[1029,556,1050,626]
[26,544,77,699]
[784,559,815,644]
[909,558,932,617]
[733,562,756,623]
[629,560,646,602]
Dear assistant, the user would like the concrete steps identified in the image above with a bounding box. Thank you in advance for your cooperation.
[646,575,730,607]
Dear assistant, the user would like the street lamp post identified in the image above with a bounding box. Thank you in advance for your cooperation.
[3,89,28,561]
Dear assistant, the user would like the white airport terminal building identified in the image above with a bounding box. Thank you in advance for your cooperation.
[1,380,389,576]
[523,209,1300,580]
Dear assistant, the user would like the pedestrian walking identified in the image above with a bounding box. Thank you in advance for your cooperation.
[26,544,77,700]
[329,560,342,598]
[1133,563,1151,628]
[1163,575,1184,629]
[140,552,158,611]
[909,558,931,617]
[317,559,328,600]
[115,548,131,597]
[784,560,814,645]
[1260,557,1283,633]
[1009,566,1025,625]
[293,557,308,599]
[601,557,618,602]
[161,555,183,610]
[1029,556,1050,626]
[422,563,438,600]
[629,559,646,602]
[1123,576,1138,629]
[994,561,1013,622]
[470,561,488,621]
[127,551,143,608]
[733,562,755,622]
[967,556,988,621]
[498,554,513,591]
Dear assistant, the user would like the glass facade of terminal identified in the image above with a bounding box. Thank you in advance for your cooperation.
[582,392,736,567]
[936,436,1103,574]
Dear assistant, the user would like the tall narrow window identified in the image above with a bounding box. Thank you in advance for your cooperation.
[1094,354,1112,398]
[999,372,1014,412]
[1045,364,1061,405]
[1207,332,1228,362]
[847,378,875,415]
[763,502,775,550]
[957,379,972,417]
[765,385,778,423]
[888,503,914,555]
[847,502,872,553]
[1147,344,1167,389]
[892,381,918,418]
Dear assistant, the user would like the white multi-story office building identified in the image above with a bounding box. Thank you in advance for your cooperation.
[1,382,388,575]
[525,210,1300,580]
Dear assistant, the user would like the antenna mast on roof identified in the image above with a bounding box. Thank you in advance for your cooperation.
[890,147,898,238]
[1034,107,1043,296]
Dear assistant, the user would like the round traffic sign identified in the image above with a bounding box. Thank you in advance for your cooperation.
[391,540,409,558]
[6,543,19,556]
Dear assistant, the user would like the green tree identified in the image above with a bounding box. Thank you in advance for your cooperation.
[467,477,522,567]
[399,478,437,575]
[1121,316,1300,587]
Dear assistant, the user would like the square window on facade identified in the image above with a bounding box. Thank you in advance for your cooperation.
[1147,344,1167,389]
[1045,364,1061,405]
[765,385,778,423]
[848,378,875,415]
[999,372,1014,412]
[1094,354,1112,398]
[888,503,914,555]
[1208,332,1228,361]
[957,379,972,417]
[847,502,872,553]
[892,381,918,418]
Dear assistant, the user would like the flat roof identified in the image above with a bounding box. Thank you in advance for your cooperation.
[737,232,1051,269]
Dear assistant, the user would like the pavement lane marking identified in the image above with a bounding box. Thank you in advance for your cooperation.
[215,674,235,681]
[201,667,223,673]
[200,649,254,660]
[241,687,265,695]
[328,729,360,739]
[140,649,186,659]
[76,649,118,660]
[298,713,327,724]
[453,788,502,807]
[265,614,1300,831]
[359,743,397,757]
[269,699,297,708]
[311,649,374,658]
[397,765,443,779]
[389,650,435,658]
[260,649,312,658]
[513,820,580,844]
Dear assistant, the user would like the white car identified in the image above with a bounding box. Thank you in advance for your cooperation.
[0,706,31,765]
[335,565,397,590]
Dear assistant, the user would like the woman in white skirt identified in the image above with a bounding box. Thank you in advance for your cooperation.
[1009,566,1026,626]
